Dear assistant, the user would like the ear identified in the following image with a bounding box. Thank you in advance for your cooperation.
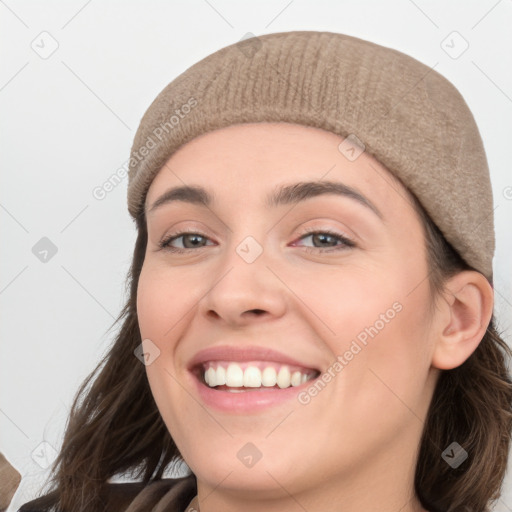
[431,271,494,370]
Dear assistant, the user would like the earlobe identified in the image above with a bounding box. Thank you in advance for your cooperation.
[431,271,494,371]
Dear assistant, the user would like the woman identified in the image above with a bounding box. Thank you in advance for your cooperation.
[19,31,512,512]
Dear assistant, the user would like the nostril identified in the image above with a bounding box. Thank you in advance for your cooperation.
[248,309,266,315]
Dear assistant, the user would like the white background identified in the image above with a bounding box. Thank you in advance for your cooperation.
[1,1,511,510]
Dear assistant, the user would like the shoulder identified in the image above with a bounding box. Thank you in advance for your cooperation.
[17,475,196,512]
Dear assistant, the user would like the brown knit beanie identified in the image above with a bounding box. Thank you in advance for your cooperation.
[126,30,494,282]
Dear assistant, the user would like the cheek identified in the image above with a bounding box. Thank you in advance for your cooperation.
[342,274,433,425]
[296,255,433,406]
[137,263,192,438]
[284,260,418,350]
[136,262,192,342]
[136,261,202,400]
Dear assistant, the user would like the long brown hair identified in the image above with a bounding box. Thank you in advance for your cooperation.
[22,198,512,512]
[412,198,512,512]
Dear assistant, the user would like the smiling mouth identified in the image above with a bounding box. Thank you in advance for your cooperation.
[193,360,321,392]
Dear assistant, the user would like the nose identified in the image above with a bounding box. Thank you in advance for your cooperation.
[198,246,288,327]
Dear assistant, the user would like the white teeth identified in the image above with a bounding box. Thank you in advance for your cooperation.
[226,363,244,387]
[206,367,216,386]
[277,366,291,388]
[216,365,226,385]
[291,371,302,387]
[243,366,262,387]
[203,362,316,389]
[261,367,277,387]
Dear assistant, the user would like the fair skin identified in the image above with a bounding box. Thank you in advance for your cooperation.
[137,122,493,512]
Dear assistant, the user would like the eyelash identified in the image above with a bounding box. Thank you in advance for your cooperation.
[157,228,356,254]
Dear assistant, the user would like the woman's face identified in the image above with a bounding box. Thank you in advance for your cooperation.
[137,122,440,505]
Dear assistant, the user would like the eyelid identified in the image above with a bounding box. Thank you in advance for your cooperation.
[157,226,356,254]
[157,229,215,252]
[293,225,355,244]
[291,227,356,252]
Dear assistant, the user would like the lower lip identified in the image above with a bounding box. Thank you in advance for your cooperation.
[189,371,318,414]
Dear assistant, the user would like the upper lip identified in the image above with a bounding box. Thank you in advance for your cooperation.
[187,345,321,371]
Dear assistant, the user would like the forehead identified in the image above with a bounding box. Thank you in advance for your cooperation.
[145,122,414,218]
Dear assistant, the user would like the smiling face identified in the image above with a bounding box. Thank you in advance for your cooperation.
[136,122,441,509]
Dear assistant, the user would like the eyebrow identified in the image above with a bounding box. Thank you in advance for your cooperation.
[147,180,383,219]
